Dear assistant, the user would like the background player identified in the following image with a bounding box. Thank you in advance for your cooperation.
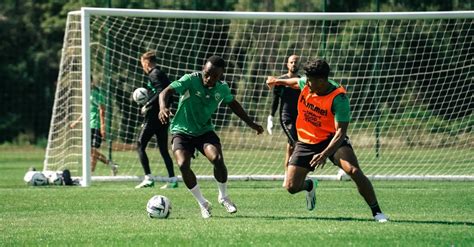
[266,59,388,222]
[159,55,264,218]
[70,78,118,175]
[267,55,301,187]
[135,51,177,189]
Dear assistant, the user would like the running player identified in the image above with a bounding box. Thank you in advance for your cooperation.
[266,59,388,222]
[159,55,264,218]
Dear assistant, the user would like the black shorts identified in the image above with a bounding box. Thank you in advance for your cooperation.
[91,128,102,148]
[171,131,221,155]
[289,136,353,171]
[281,118,298,146]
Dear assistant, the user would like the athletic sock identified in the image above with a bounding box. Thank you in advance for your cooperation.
[369,202,382,216]
[145,174,154,181]
[216,181,228,200]
[190,184,207,205]
[305,179,313,192]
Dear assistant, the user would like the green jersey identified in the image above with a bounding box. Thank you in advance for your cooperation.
[170,72,234,136]
[90,86,105,129]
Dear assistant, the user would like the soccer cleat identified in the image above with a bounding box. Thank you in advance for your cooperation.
[306,179,318,211]
[199,200,212,219]
[336,169,350,181]
[110,163,119,176]
[160,181,178,189]
[218,196,237,214]
[135,178,155,188]
[374,213,389,223]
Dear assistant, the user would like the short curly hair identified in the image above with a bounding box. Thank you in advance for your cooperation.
[303,59,330,78]
[207,55,226,69]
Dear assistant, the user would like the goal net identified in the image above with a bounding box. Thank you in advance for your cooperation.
[44,8,473,185]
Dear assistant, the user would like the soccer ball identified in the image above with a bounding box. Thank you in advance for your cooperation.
[146,195,172,219]
[44,171,63,185]
[132,87,148,105]
[24,171,49,186]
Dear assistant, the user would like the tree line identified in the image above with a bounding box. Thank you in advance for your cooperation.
[0,0,471,144]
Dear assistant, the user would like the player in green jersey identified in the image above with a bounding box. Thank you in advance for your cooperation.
[70,78,118,175]
[159,55,264,218]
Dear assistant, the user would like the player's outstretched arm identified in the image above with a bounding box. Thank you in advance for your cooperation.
[158,85,175,124]
[227,100,264,134]
[69,115,83,128]
[266,76,299,89]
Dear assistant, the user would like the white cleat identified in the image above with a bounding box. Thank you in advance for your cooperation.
[219,196,237,214]
[199,201,212,219]
[110,163,119,176]
[306,179,318,211]
[374,213,389,223]
[135,179,154,188]
[336,169,350,181]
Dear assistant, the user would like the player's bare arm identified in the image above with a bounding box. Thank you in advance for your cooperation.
[310,121,349,169]
[69,115,83,128]
[266,76,299,89]
[158,85,175,124]
[227,100,264,134]
[99,105,106,140]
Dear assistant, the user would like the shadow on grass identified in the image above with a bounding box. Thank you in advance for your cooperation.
[216,215,473,226]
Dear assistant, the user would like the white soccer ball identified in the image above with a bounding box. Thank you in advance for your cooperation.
[24,171,49,186]
[146,195,172,219]
[133,87,149,105]
[45,171,63,185]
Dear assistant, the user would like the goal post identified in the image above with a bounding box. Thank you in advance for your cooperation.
[45,8,474,186]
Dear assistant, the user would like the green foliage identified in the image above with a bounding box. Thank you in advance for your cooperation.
[0,0,472,144]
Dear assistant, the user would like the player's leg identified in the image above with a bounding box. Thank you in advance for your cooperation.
[155,123,177,189]
[281,119,297,187]
[90,129,102,172]
[282,143,293,187]
[285,165,310,194]
[91,148,99,172]
[91,129,118,175]
[135,122,155,188]
[286,141,318,210]
[331,144,387,222]
[173,134,211,218]
[199,132,237,214]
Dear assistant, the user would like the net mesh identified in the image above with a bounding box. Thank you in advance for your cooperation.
[44,10,473,180]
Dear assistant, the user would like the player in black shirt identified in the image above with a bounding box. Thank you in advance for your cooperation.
[267,55,301,187]
[135,51,177,189]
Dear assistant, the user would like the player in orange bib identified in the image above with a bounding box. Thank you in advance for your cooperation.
[266,59,388,222]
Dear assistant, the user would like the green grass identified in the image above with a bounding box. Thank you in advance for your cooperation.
[1,147,473,246]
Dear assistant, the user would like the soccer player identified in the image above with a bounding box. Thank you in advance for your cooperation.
[266,59,388,222]
[159,55,264,218]
[135,51,178,189]
[69,79,118,175]
[267,55,301,187]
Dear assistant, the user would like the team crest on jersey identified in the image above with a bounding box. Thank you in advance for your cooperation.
[215,93,221,101]
[195,91,202,97]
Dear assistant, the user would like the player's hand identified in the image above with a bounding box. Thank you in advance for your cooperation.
[266,76,277,89]
[141,103,151,115]
[310,153,328,169]
[158,108,173,124]
[266,115,274,135]
[249,122,264,135]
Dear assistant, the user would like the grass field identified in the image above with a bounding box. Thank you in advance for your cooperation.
[1,146,473,246]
